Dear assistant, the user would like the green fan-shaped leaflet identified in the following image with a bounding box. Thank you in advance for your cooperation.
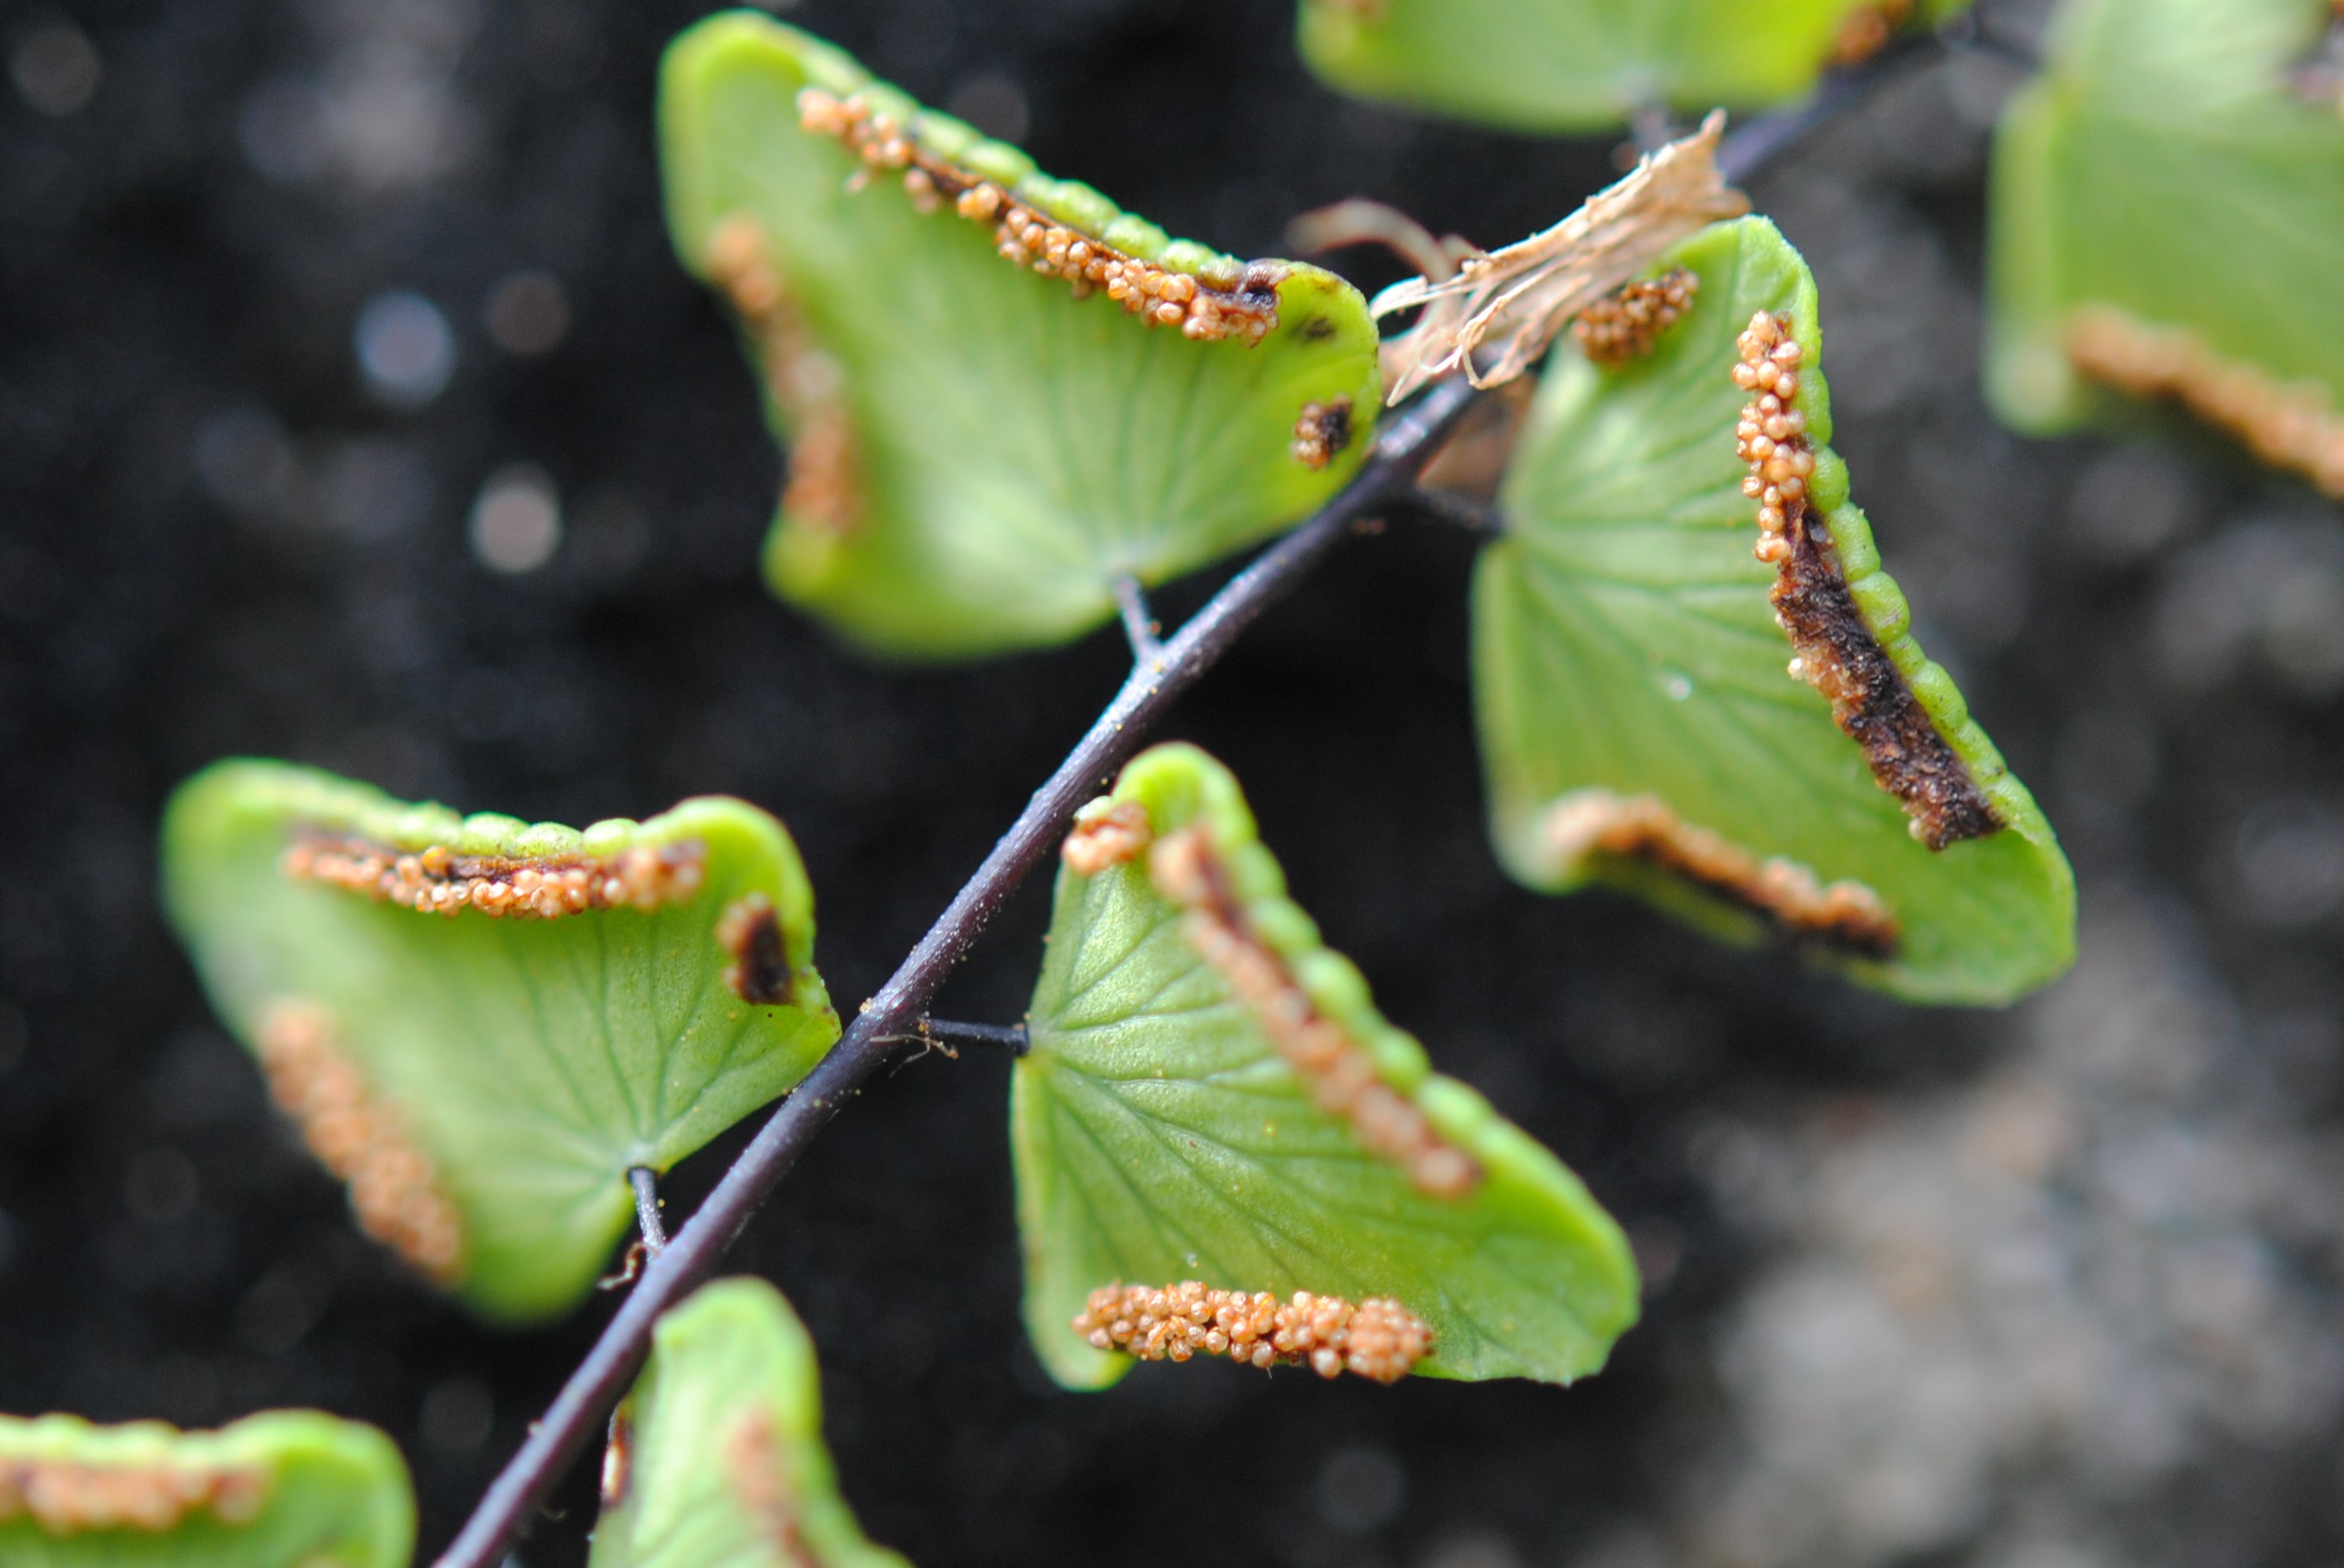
[162,762,839,1323]
[0,1409,412,1568]
[590,1279,908,1568]
[1012,743,1638,1390]
[1477,216,2073,1005]
[1987,0,2344,437]
[1296,0,1970,134]
[661,14,1384,658]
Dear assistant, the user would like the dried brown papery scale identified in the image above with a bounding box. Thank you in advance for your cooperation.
[1572,267,1698,367]
[1071,1281,1431,1383]
[1734,310,2002,849]
[1146,828,1481,1196]
[715,893,795,1005]
[797,87,1284,346]
[0,1450,272,1535]
[2066,303,2344,500]
[282,831,706,919]
[1542,790,1898,957]
[257,1001,465,1284]
[1290,395,1356,469]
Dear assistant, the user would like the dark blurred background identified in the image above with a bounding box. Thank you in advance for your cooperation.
[3,0,2342,1563]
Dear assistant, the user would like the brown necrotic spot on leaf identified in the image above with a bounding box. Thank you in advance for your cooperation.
[0,1450,273,1536]
[1146,828,1481,1197]
[257,1000,465,1285]
[1572,266,1699,368]
[1060,798,1153,876]
[2066,303,2344,499]
[1290,395,1356,469]
[722,1412,812,1567]
[281,831,706,919]
[1541,789,1899,958]
[706,215,863,539]
[1070,1281,1431,1383]
[715,893,795,1006]
[1734,310,2002,850]
[797,88,1283,345]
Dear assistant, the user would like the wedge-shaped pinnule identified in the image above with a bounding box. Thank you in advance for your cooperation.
[162,761,839,1323]
[0,1409,412,1567]
[590,1279,909,1568]
[1477,216,2073,1005]
[1012,743,1638,1390]
[1987,0,2344,497]
[659,16,1384,659]
[1296,0,1969,134]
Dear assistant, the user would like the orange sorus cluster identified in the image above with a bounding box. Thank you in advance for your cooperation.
[1543,789,1897,956]
[1147,828,1481,1198]
[1733,310,1820,565]
[722,1412,812,1566]
[282,832,706,920]
[1572,267,1698,367]
[1829,0,1914,67]
[0,1451,270,1535]
[715,892,794,1006]
[795,86,1281,345]
[1060,798,1153,876]
[705,215,860,537]
[1291,395,1356,469]
[1072,1281,1432,1384]
[258,1001,464,1285]
[2066,303,2344,500]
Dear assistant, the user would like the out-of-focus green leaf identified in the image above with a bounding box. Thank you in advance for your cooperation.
[162,761,839,1323]
[1296,0,1964,133]
[1987,0,2344,488]
[590,1279,909,1568]
[1479,216,2073,1004]
[1013,743,1638,1391]
[659,14,1383,658]
[0,1410,412,1568]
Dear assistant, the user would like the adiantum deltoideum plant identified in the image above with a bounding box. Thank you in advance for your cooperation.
[52,0,2344,1560]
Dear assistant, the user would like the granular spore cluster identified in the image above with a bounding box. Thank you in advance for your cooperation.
[1573,267,1698,367]
[0,1442,270,1536]
[1733,309,2003,849]
[795,87,1284,345]
[2066,303,2344,499]
[1071,1281,1432,1383]
[1146,828,1481,1198]
[283,832,707,920]
[1542,789,1897,956]
[257,1001,466,1285]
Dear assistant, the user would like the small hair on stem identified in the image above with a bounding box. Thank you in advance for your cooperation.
[629,1166,666,1256]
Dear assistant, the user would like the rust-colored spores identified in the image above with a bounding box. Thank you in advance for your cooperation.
[1572,266,1698,367]
[257,1000,465,1284]
[1061,799,1153,876]
[716,893,795,1007]
[722,1411,813,1567]
[1147,828,1481,1197]
[281,832,706,920]
[1291,395,1356,469]
[2066,303,2344,500]
[1543,790,1898,958]
[1734,310,2002,850]
[796,86,1284,346]
[0,1451,273,1536]
[1072,1280,1431,1383]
